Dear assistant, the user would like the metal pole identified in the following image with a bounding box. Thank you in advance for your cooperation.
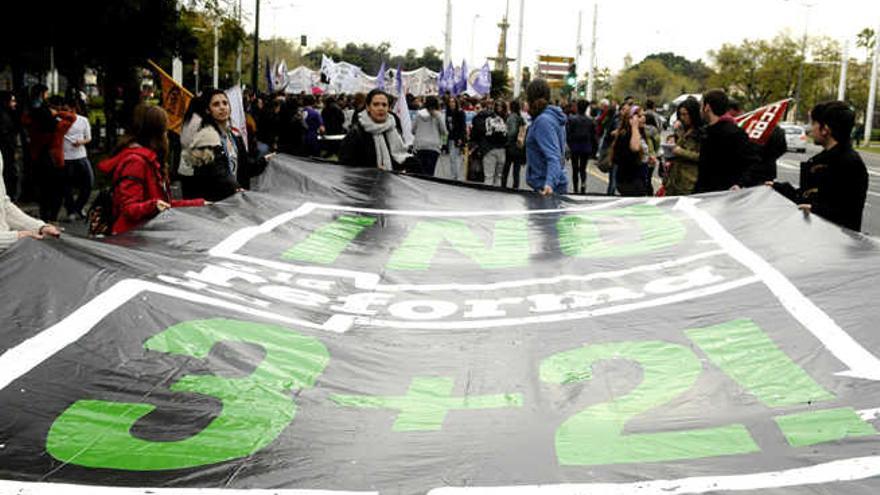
[586,2,597,101]
[444,0,453,69]
[512,0,525,98]
[794,3,812,122]
[838,40,848,101]
[213,22,220,88]
[470,14,480,66]
[236,0,243,84]
[865,20,880,146]
[251,0,261,90]
[575,10,582,71]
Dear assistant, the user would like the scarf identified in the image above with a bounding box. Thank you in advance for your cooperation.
[358,111,410,170]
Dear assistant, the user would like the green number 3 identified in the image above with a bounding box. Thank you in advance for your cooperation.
[540,340,759,466]
[46,319,330,471]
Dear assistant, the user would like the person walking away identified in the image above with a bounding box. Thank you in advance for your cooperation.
[0,91,20,201]
[97,105,205,235]
[694,89,760,193]
[339,89,417,171]
[610,106,652,196]
[180,90,249,202]
[61,98,93,221]
[412,96,447,176]
[445,97,466,181]
[566,99,596,193]
[482,100,509,186]
[769,101,868,232]
[525,79,569,195]
[321,96,346,157]
[503,100,527,189]
[665,98,703,195]
[302,95,325,157]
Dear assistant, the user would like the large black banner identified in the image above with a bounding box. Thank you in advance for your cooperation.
[2,156,880,494]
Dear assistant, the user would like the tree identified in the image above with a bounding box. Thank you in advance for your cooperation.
[856,28,876,64]
[613,58,699,103]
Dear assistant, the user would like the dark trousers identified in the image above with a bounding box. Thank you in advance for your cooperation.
[416,150,440,176]
[36,152,64,222]
[63,157,94,216]
[502,149,524,189]
[1,146,19,201]
[571,152,590,193]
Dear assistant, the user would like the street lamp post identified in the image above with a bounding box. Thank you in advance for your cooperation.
[790,0,816,123]
[513,0,525,97]
[865,20,880,147]
[213,22,220,88]
[470,14,481,65]
[251,0,261,90]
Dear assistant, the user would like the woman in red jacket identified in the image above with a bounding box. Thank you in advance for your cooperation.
[97,104,205,235]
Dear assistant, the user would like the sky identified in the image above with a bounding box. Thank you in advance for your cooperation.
[248,0,880,73]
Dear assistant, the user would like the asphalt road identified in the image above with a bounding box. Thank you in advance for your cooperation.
[434,145,880,236]
[776,144,880,236]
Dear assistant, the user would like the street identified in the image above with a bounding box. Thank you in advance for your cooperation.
[433,145,880,236]
[777,144,880,236]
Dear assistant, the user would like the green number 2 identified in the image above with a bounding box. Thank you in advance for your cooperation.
[540,340,759,466]
[46,319,329,471]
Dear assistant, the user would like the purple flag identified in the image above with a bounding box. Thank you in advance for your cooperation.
[454,60,468,95]
[473,62,492,96]
[376,61,387,91]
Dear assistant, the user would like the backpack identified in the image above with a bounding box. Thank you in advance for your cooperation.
[87,174,145,238]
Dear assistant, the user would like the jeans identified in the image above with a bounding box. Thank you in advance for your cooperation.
[448,145,463,181]
[606,164,618,196]
[64,157,95,216]
[416,150,440,176]
[482,148,506,187]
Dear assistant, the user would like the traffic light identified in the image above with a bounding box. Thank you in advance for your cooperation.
[565,63,577,89]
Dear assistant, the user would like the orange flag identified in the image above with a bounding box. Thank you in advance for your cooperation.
[147,60,193,134]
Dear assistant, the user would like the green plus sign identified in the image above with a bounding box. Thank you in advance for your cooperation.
[331,376,523,431]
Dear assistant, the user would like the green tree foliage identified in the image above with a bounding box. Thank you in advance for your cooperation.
[614,59,700,103]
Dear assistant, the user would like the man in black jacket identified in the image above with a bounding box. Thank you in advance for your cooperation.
[694,89,761,193]
[770,101,868,232]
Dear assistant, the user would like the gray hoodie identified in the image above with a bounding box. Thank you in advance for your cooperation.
[412,109,447,153]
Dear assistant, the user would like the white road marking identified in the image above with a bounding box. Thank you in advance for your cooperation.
[676,196,880,381]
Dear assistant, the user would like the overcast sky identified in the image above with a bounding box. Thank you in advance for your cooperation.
[250,0,880,72]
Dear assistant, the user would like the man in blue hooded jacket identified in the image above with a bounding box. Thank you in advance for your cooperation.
[525,79,569,196]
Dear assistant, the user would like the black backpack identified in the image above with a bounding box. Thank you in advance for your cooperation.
[87,174,144,237]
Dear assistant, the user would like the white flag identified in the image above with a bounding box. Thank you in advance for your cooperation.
[225,84,248,152]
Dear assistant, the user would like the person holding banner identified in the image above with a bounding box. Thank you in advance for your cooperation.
[0,153,61,253]
[769,101,868,232]
[339,89,417,172]
[97,105,205,235]
[181,90,249,202]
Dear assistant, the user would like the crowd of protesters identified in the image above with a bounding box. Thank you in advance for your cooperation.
[0,78,871,253]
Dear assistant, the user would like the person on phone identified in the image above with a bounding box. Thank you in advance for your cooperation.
[98,105,205,235]
[61,98,93,221]
[525,79,569,196]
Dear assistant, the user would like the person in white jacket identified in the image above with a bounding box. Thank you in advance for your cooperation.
[0,153,61,253]
[411,96,447,177]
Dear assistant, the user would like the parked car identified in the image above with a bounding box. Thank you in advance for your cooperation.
[780,123,808,153]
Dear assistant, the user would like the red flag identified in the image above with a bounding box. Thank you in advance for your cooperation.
[735,99,791,145]
[147,60,193,134]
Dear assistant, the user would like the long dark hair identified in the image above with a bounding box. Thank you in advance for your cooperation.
[117,104,170,171]
[200,89,229,132]
[678,97,703,131]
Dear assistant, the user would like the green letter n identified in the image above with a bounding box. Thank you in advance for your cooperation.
[282,215,377,264]
[387,218,529,271]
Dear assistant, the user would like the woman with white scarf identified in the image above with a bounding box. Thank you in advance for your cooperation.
[339,89,416,171]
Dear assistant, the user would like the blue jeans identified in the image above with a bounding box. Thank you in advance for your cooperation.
[448,145,463,181]
[64,157,94,216]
